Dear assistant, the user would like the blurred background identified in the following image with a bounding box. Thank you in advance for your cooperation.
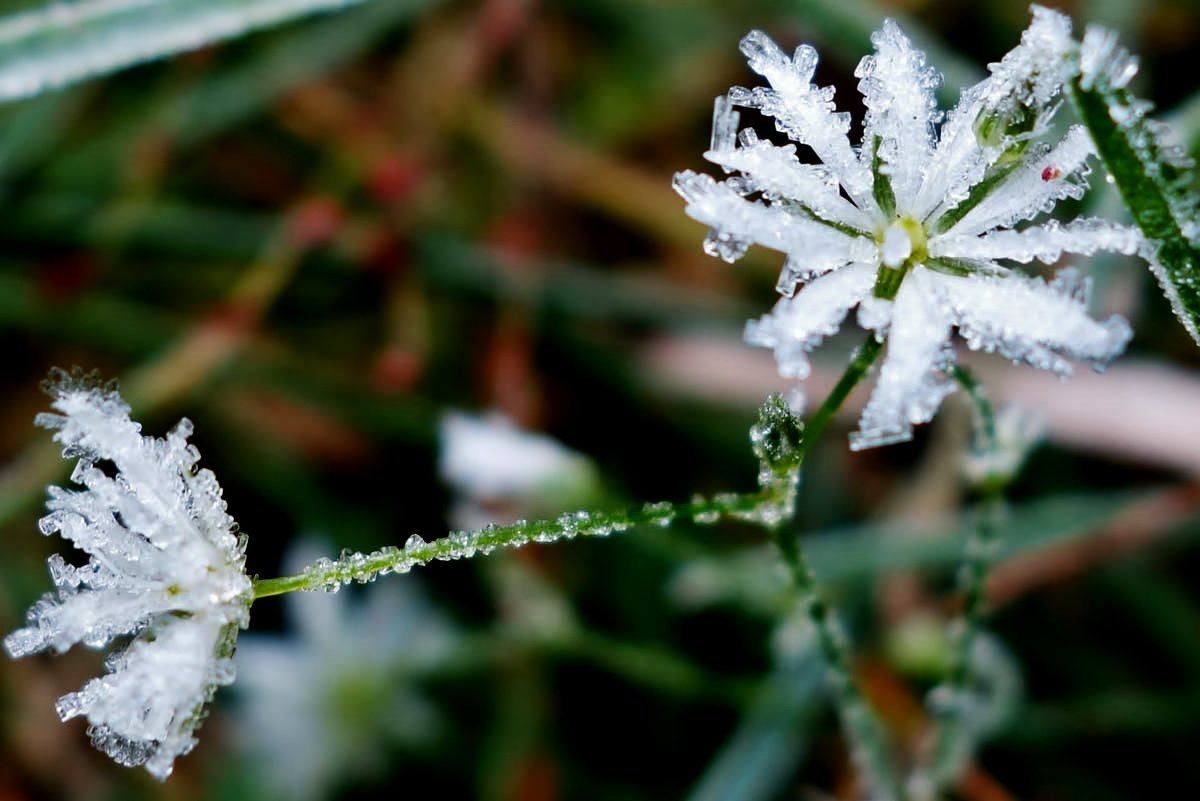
[0,0,1198,799]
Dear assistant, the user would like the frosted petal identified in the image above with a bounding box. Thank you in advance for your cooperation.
[60,619,233,780]
[744,262,877,379]
[931,218,1143,264]
[929,268,1131,373]
[911,85,996,221]
[673,170,871,271]
[942,125,1094,237]
[850,269,955,450]
[733,30,876,212]
[705,97,873,233]
[856,19,941,211]
[913,7,1074,220]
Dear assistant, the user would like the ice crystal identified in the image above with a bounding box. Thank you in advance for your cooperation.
[439,411,598,529]
[4,370,252,780]
[675,6,1142,449]
[235,541,454,801]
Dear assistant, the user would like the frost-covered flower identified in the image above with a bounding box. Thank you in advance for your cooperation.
[439,411,599,529]
[235,542,455,801]
[4,371,252,780]
[675,6,1142,449]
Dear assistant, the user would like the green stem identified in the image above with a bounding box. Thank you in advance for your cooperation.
[923,367,1008,795]
[252,333,894,797]
[949,365,996,447]
[799,334,884,457]
[252,487,786,599]
[771,522,902,801]
[768,335,900,801]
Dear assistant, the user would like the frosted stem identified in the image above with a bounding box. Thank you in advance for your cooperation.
[253,347,897,799]
[252,486,793,599]
[921,366,1008,795]
[768,336,901,801]
[803,333,885,449]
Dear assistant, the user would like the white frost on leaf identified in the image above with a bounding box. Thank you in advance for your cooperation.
[4,370,252,780]
[439,411,599,530]
[676,6,1143,448]
[0,0,366,102]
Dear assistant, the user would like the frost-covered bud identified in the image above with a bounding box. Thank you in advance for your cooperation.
[439,412,599,529]
[5,370,253,780]
[750,393,805,486]
[974,5,1075,150]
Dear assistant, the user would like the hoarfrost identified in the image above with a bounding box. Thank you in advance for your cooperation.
[674,6,1144,448]
[5,370,252,779]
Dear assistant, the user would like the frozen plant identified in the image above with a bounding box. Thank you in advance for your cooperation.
[674,5,1144,450]
[439,411,599,529]
[4,369,253,779]
[235,541,456,801]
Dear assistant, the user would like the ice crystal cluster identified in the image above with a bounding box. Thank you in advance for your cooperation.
[675,6,1143,449]
[4,372,253,779]
[236,542,454,801]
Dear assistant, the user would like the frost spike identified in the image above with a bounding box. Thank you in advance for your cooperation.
[733,30,878,213]
[856,19,941,211]
[931,218,1143,264]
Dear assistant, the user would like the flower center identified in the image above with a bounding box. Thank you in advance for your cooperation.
[878,217,927,269]
[872,217,928,300]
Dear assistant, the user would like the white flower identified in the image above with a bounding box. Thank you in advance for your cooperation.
[674,6,1142,450]
[235,542,454,801]
[4,371,252,780]
[439,411,598,529]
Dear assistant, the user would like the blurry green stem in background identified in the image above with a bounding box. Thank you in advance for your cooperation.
[916,366,1016,798]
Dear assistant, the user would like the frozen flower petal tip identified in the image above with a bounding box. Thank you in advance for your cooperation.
[5,369,253,780]
[676,6,1145,449]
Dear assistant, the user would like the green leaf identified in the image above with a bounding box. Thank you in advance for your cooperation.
[0,0,373,103]
[1068,32,1200,345]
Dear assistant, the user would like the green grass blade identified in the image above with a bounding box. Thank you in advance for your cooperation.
[0,0,369,103]
[686,649,824,801]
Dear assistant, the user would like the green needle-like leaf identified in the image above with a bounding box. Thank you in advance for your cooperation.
[1068,29,1200,344]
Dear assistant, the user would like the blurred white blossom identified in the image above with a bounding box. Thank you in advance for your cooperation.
[235,541,456,801]
[439,411,599,529]
[4,370,252,779]
[675,6,1141,449]
[962,405,1046,488]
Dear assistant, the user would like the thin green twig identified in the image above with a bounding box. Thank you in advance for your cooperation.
[921,366,1010,796]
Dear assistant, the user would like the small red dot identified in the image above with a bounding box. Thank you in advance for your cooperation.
[1041,165,1062,181]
